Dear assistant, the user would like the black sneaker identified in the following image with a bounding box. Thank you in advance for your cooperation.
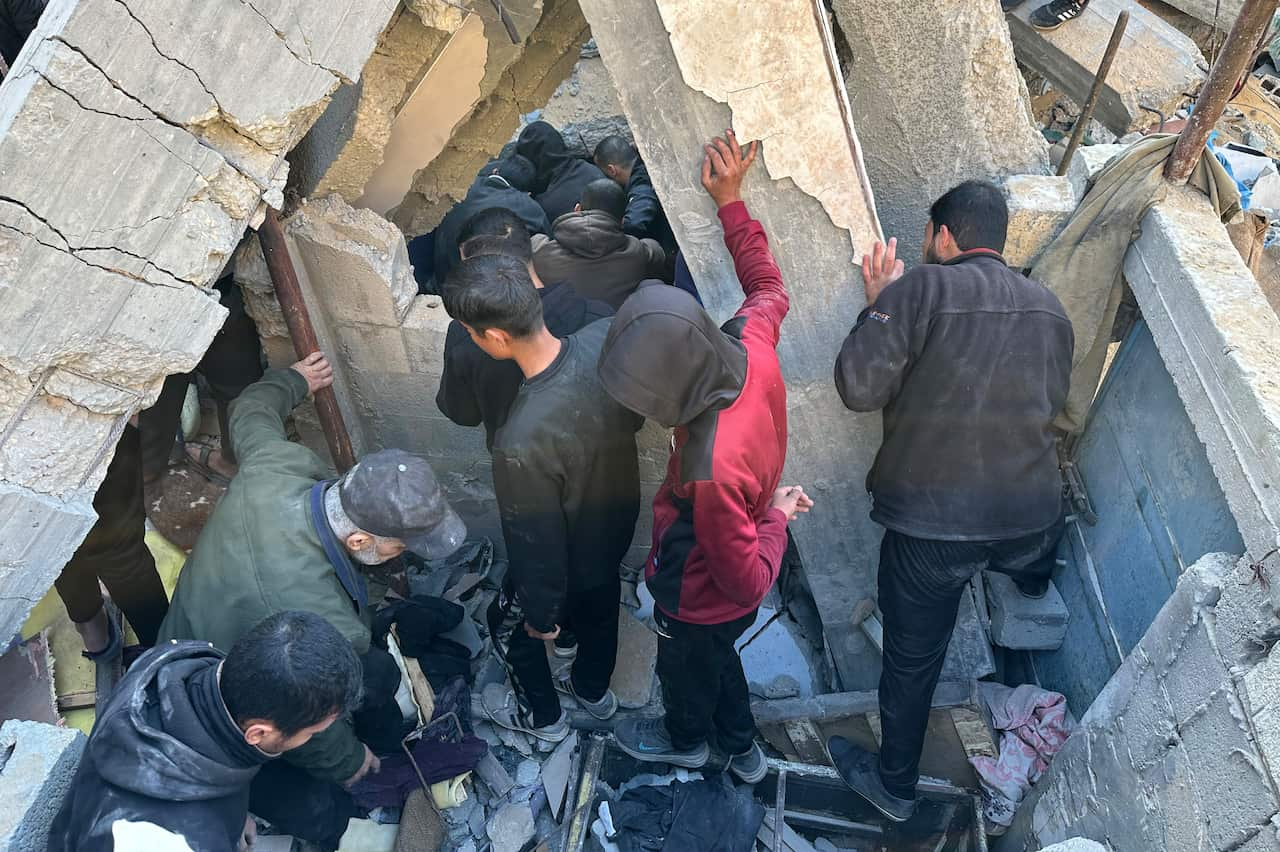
[1030,0,1088,30]
[1001,0,1026,11]
[614,717,710,768]
[728,741,769,784]
[827,736,917,823]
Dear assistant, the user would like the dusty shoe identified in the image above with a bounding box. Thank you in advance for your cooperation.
[614,717,710,768]
[827,736,916,823]
[554,669,618,720]
[1030,0,1088,30]
[728,741,769,784]
[482,684,570,743]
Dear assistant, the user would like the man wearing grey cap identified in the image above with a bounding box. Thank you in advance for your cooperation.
[158,352,466,841]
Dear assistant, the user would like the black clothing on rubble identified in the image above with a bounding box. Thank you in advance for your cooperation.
[432,171,551,282]
[622,160,677,257]
[834,250,1072,541]
[876,517,1064,798]
[0,0,43,66]
[655,607,758,756]
[54,424,169,645]
[515,121,609,222]
[609,775,764,852]
[48,642,269,852]
[437,282,613,450]
[372,595,472,690]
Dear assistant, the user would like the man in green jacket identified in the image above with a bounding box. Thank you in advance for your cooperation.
[158,352,466,841]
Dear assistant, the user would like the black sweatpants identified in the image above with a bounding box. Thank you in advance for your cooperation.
[877,516,1065,798]
[53,425,169,646]
[249,760,360,848]
[656,608,758,757]
[488,576,620,727]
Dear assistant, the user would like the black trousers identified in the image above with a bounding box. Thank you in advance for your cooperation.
[249,760,360,849]
[138,276,263,480]
[656,608,758,756]
[877,517,1065,798]
[488,576,621,728]
[53,425,169,646]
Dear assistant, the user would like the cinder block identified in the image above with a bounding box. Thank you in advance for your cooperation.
[1003,174,1079,269]
[984,570,1069,650]
[0,719,86,852]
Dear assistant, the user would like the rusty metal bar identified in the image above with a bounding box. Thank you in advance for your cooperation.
[1057,11,1129,177]
[257,208,357,473]
[1165,0,1280,182]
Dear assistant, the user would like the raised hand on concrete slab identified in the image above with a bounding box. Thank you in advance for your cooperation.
[771,485,814,522]
[701,128,758,209]
[860,238,904,306]
[290,351,334,395]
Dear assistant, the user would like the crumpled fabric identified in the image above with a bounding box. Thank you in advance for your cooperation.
[969,682,1074,828]
[608,776,763,852]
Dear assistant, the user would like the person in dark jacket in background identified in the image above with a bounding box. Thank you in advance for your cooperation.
[828,180,1072,823]
[436,207,613,449]
[441,252,640,743]
[0,0,44,68]
[431,155,550,284]
[600,131,812,784]
[49,611,363,852]
[532,178,665,310]
[594,135,677,258]
[514,120,607,222]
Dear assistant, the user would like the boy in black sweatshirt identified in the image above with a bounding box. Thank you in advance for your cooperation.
[441,252,640,741]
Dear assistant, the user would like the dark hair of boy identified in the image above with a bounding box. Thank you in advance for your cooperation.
[580,178,628,223]
[220,610,363,736]
[927,179,1009,253]
[592,135,637,171]
[459,207,534,261]
[442,253,544,338]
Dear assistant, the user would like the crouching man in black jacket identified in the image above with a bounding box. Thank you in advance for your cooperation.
[829,181,1073,823]
[49,611,362,852]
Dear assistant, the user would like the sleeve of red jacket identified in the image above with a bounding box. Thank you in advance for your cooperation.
[690,480,790,608]
[718,201,789,345]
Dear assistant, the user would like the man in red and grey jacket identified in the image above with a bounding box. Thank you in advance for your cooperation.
[598,130,813,784]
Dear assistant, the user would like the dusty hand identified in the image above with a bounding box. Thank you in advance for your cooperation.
[238,816,257,852]
[524,622,561,641]
[771,486,815,522]
[343,745,381,789]
[291,351,335,395]
[860,238,904,306]
[701,128,758,208]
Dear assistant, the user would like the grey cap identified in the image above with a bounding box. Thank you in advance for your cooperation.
[338,449,467,560]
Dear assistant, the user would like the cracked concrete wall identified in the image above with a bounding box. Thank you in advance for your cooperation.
[391,0,590,235]
[829,0,1051,265]
[997,552,1280,852]
[0,0,398,639]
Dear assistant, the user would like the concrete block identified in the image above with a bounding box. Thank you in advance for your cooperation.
[1008,0,1205,135]
[1003,174,1079,270]
[400,295,452,376]
[611,607,656,708]
[831,0,1050,263]
[335,324,412,376]
[983,571,1069,650]
[0,719,86,852]
[0,394,122,499]
[1242,646,1280,779]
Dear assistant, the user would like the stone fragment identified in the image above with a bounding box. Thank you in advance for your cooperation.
[749,674,802,701]
[984,571,1069,651]
[515,758,541,788]
[541,731,578,821]
[487,802,536,852]
[612,606,658,708]
[476,751,516,798]
[0,720,86,852]
[1003,175,1079,270]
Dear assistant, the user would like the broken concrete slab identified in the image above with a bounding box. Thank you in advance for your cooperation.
[1008,0,1205,135]
[1003,174,1079,269]
[1156,0,1242,26]
[487,802,536,852]
[541,730,578,821]
[830,0,1050,263]
[983,571,1069,651]
[475,751,516,798]
[0,719,86,852]
[611,606,658,709]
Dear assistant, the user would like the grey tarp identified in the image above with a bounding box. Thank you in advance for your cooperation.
[1029,134,1241,432]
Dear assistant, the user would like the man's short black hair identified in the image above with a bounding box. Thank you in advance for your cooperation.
[928,180,1009,253]
[458,207,533,262]
[442,253,544,338]
[492,155,537,193]
[221,611,362,736]
[593,135,637,169]
[581,178,627,223]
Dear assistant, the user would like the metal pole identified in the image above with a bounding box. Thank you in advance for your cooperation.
[1165,0,1280,183]
[1058,11,1129,177]
[257,208,357,473]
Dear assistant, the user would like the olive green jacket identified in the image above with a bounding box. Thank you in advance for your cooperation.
[158,367,370,783]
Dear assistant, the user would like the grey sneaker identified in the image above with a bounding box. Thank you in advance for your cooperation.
[827,736,916,823]
[728,741,768,784]
[614,717,710,768]
[482,685,570,743]
[554,669,618,720]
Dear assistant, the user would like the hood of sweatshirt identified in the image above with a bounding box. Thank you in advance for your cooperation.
[550,210,628,259]
[514,121,573,193]
[598,282,747,427]
[90,642,267,802]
